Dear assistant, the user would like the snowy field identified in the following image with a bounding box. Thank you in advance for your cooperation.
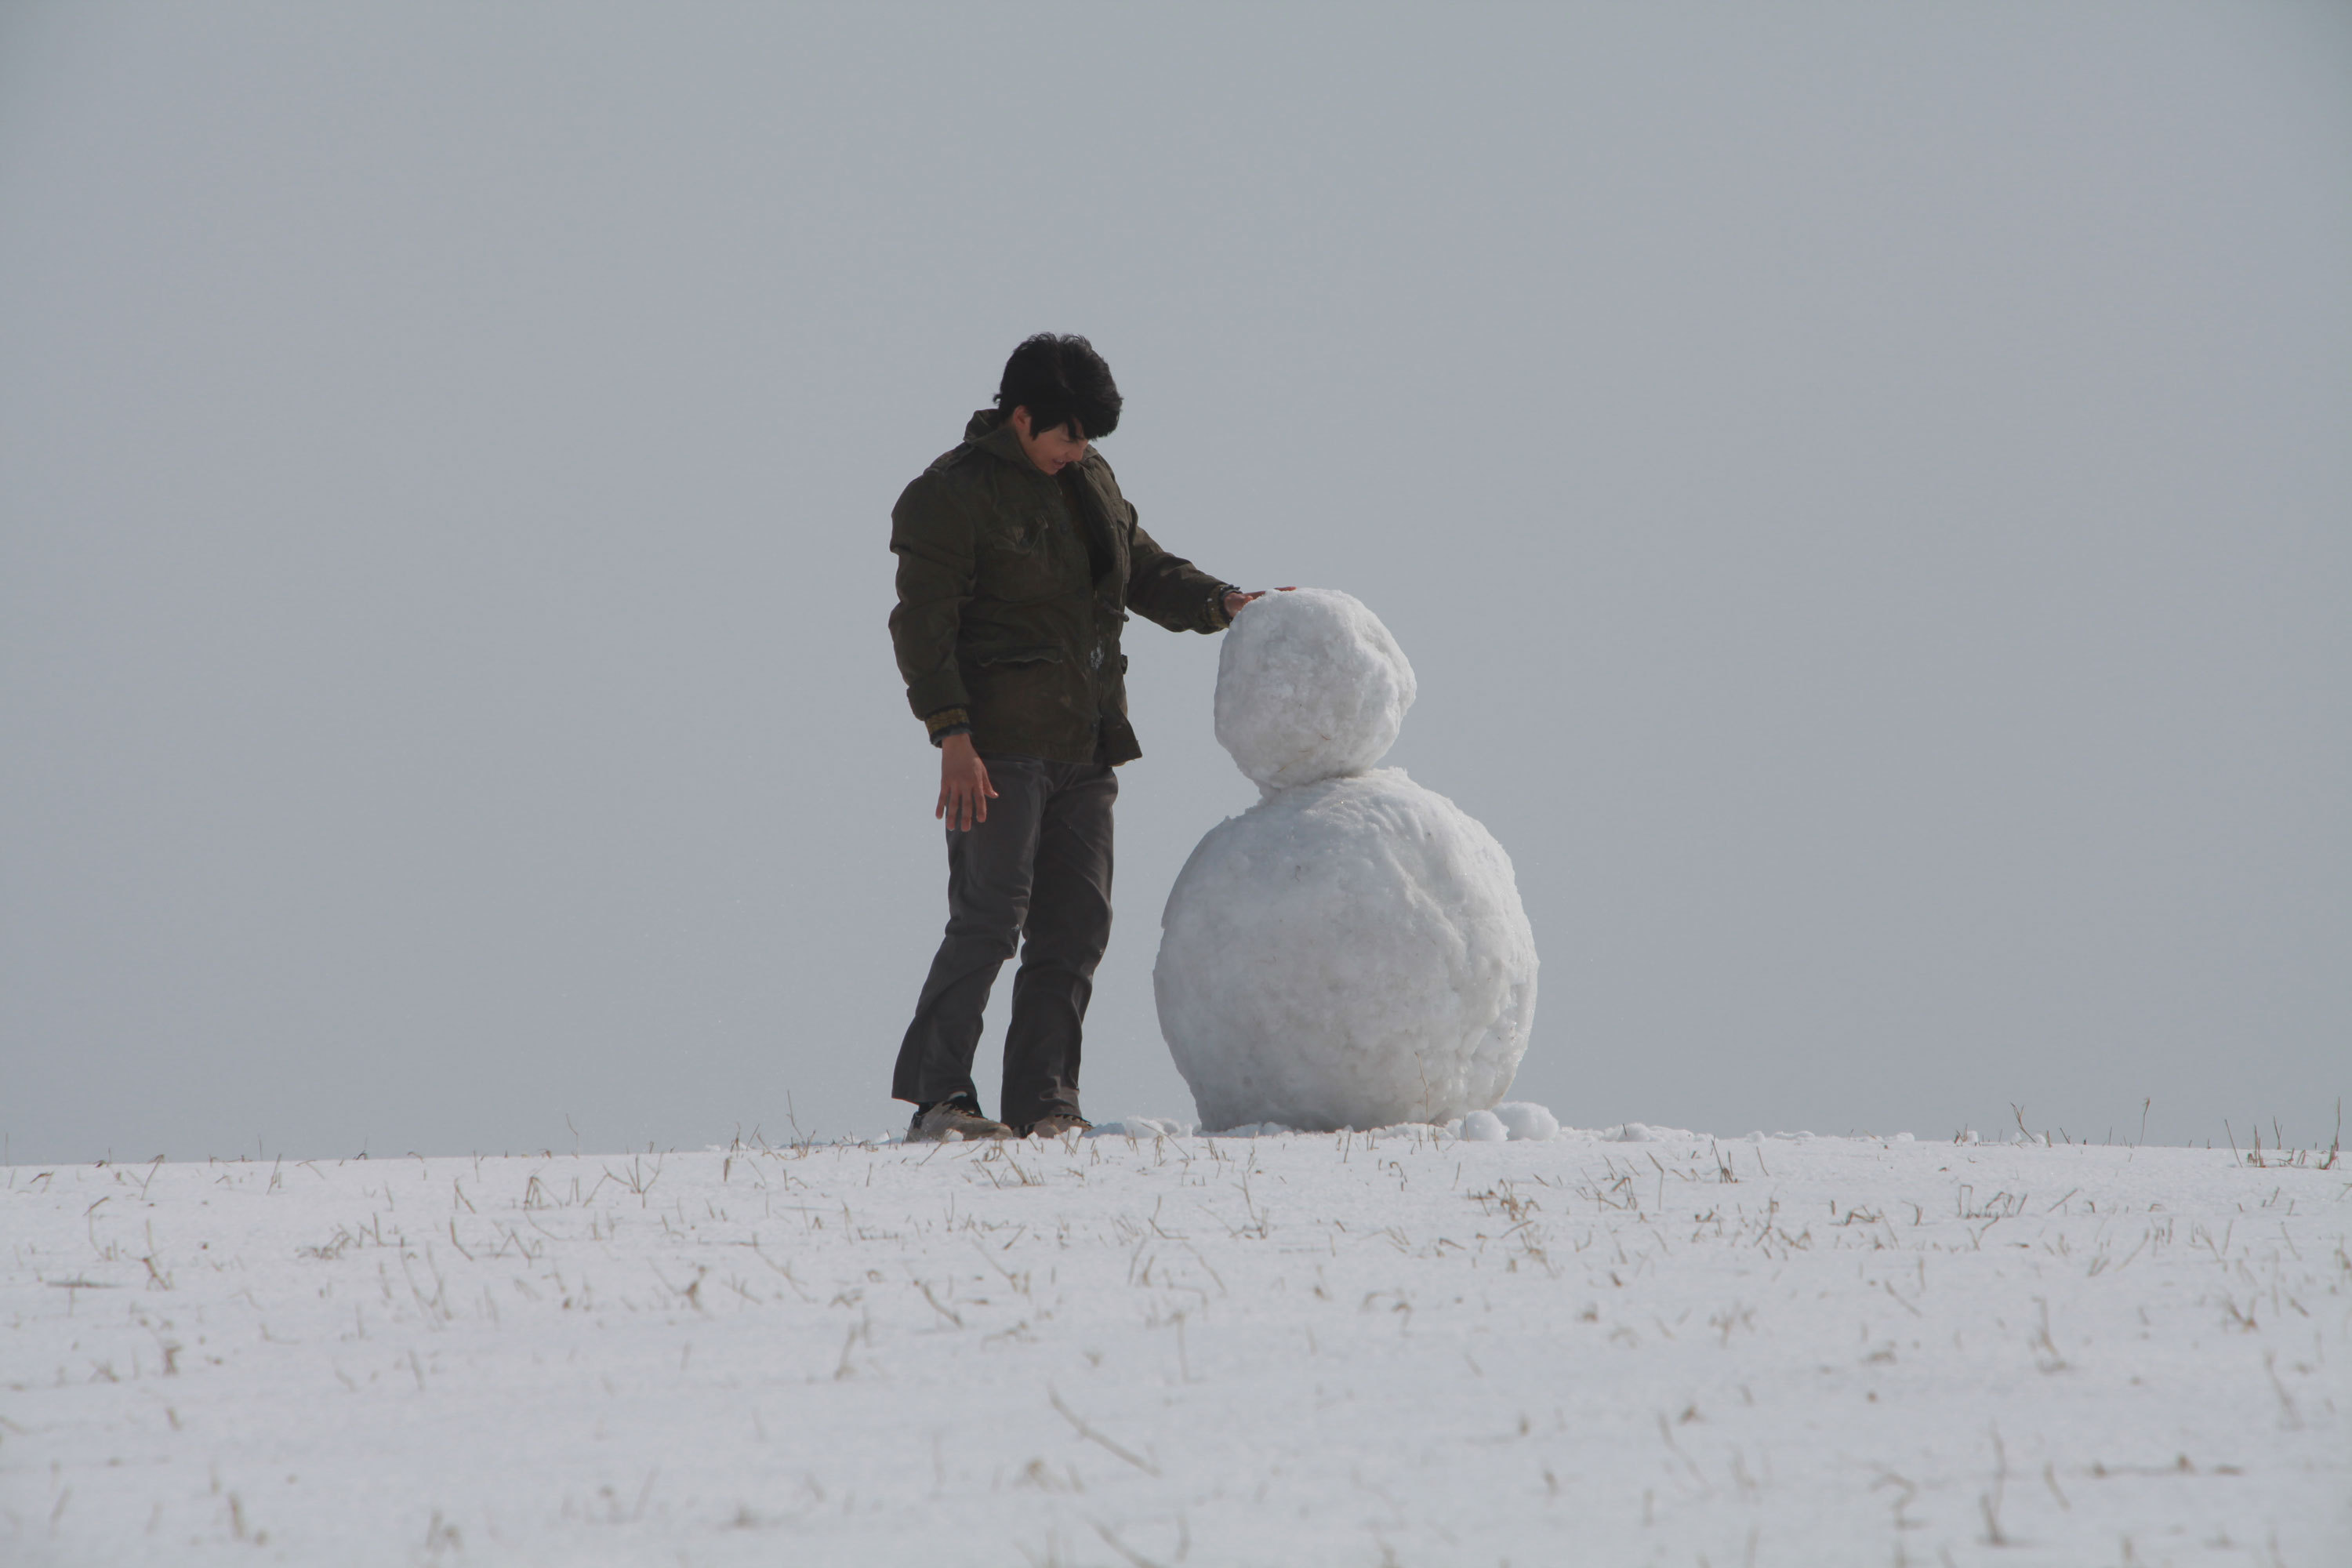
[3,1123,2346,1566]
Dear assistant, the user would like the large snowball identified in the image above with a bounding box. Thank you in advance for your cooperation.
[1154,768,1538,1132]
[1215,588,1416,789]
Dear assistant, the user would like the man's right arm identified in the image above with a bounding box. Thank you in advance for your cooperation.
[888,473,977,742]
[890,474,997,828]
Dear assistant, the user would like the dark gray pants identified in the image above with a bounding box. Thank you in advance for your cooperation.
[892,755,1116,1128]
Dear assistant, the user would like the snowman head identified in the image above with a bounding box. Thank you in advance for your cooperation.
[1213,588,1417,789]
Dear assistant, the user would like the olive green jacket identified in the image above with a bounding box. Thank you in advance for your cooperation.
[889,410,1234,765]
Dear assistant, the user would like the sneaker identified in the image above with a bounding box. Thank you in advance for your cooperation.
[1018,1112,1092,1138]
[907,1100,1014,1143]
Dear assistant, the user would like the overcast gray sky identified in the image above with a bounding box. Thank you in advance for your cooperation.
[3,3,2346,1163]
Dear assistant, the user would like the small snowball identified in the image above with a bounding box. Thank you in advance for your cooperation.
[1893,1132,1915,1144]
[1214,588,1416,789]
[1608,1123,1656,1143]
[1460,1109,1508,1142]
[1491,1102,1559,1142]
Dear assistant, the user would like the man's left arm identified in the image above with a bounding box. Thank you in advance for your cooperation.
[1124,505,1246,633]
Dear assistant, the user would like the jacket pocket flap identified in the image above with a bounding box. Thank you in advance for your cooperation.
[965,644,1064,668]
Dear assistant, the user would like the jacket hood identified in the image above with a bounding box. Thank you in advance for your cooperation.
[963,406,1089,477]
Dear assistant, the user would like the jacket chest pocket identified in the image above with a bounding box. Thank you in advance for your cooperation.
[977,509,1071,604]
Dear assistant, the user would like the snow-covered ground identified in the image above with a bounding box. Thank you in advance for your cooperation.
[3,1124,2345,1566]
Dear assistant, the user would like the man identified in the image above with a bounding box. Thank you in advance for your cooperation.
[887,334,1264,1142]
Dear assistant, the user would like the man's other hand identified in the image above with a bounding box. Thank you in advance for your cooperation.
[937,734,996,831]
[1225,586,1297,619]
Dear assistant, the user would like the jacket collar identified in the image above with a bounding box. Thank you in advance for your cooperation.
[964,408,1109,486]
[964,408,1034,471]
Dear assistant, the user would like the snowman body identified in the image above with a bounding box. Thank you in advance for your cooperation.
[1153,590,1538,1131]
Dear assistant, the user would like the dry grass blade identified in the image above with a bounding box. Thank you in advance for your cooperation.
[1049,1386,1160,1475]
[1091,1518,1168,1568]
[916,1278,964,1328]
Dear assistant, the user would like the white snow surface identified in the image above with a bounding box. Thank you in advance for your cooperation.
[5,1131,2346,1566]
[1156,768,1538,1131]
[1213,588,1415,789]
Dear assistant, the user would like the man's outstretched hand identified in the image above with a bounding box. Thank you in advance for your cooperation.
[1225,586,1298,619]
[937,733,996,831]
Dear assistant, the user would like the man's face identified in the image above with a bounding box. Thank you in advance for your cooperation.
[1008,406,1090,475]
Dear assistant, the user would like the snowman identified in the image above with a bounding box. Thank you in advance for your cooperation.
[1152,589,1540,1132]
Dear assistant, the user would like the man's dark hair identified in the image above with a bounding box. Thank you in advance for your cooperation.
[996,333,1122,441]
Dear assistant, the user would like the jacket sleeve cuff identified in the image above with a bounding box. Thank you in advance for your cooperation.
[924,708,972,744]
[1208,583,1241,630]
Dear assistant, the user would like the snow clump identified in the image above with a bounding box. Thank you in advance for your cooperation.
[1490,1102,1559,1142]
[1083,1118,1193,1139]
[1156,590,1538,1133]
[1460,1109,1508,1142]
